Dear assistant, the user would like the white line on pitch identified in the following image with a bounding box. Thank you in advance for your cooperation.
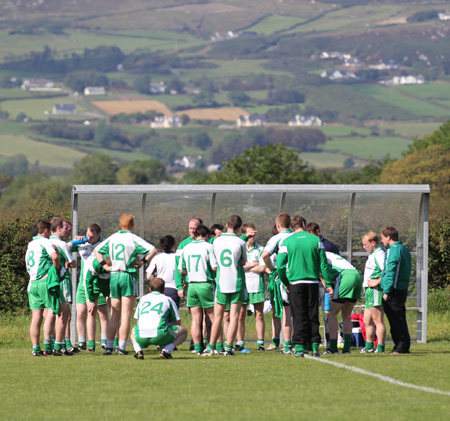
[305,356,450,397]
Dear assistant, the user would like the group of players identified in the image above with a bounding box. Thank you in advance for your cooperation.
[25,211,412,359]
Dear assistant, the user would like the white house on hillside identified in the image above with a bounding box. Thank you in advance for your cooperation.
[321,70,358,80]
[380,75,425,86]
[288,115,322,127]
[22,78,61,92]
[149,82,167,94]
[84,87,106,95]
[53,104,76,115]
[237,114,266,127]
[150,115,182,128]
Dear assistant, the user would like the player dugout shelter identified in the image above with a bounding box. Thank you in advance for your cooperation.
[71,184,430,343]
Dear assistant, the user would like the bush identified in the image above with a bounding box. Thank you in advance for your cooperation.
[0,197,66,313]
[428,287,450,313]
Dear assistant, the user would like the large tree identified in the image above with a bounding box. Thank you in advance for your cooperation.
[74,154,118,184]
[116,159,168,184]
[209,143,314,184]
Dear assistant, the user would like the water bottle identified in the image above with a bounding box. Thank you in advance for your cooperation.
[71,237,88,246]
[324,292,330,314]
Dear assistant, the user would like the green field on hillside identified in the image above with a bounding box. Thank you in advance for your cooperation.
[321,136,412,160]
[1,97,89,120]
[354,85,450,117]
[377,122,442,137]
[396,82,450,100]
[247,15,307,34]
[0,134,86,167]
[302,151,364,169]
[287,4,407,34]
[320,125,372,137]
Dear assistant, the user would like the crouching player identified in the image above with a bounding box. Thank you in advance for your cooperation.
[131,278,187,360]
[325,252,362,355]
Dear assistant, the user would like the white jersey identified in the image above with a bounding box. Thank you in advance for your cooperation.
[245,244,265,293]
[134,291,180,338]
[96,230,155,273]
[325,252,355,271]
[363,247,385,287]
[50,235,74,278]
[264,229,293,268]
[210,233,247,293]
[146,252,177,290]
[179,239,214,283]
[25,236,56,287]
[74,238,105,287]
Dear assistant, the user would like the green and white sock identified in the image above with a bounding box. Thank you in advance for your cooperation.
[377,343,385,353]
[54,341,63,352]
[194,343,203,354]
[65,337,72,350]
[236,340,245,348]
[257,339,264,347]
[113,337,119,348]
[365,341,374,351]
[44,339,52,352]
[78,335,86,348]
[283,340,292,352]
[88,340,95,349]
[216,342,224,353]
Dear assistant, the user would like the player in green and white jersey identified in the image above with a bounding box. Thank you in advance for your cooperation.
[95,213,157,355]
[277,221,332,358]
[262,213,294,354]
[71,223,109,351]
[49,218,76,354]
[174,217,210,351]
[235,223,267,351]
[325,252,363,354]
[131,278,187,359]
[204,215,247,356]
[25,220,61,356]
[179,225,217,354]
[361,231,386,354]
[174,217,203,296]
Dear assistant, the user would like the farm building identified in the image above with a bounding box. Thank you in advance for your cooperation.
[53,104,76,115]
[288,115,323,127]
[84,87,106,96]
[237,114,266,127]
[150,115,182,128]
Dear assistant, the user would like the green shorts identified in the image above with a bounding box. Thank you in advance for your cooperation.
[333,269,362,301]
[110,272,138,299]
[76,282,107,306]
[365,286,383,309]
[28,279,64,310]
[215,289,245,306]
[135,324,179,348]
[187,282,214,309]
[61,275,73,304]
[249,291,265,305]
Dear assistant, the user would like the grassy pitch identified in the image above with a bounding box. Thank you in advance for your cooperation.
[1,312,450,420]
